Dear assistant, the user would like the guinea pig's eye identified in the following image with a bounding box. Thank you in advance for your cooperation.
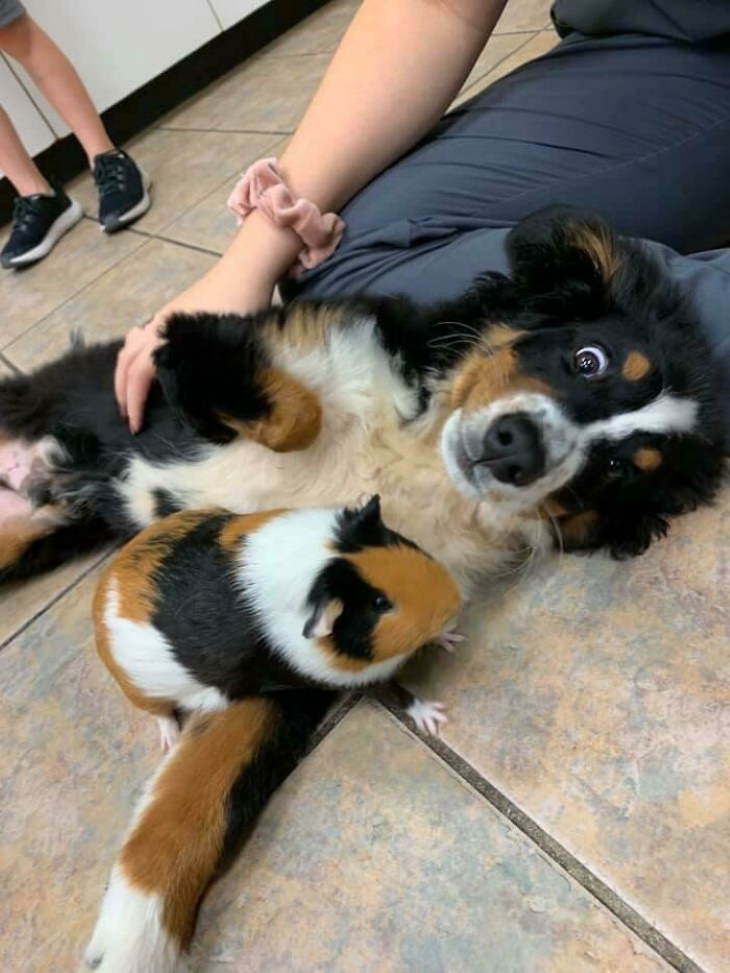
[606,457,628,480]
[573,345,610,379]
[373,594,393,613]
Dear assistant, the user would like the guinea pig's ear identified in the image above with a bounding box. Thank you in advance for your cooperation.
[302,597,344,639]
[507,205,623,318]
[355,494,381,525]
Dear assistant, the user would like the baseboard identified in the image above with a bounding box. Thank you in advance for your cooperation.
[0,0,328,225]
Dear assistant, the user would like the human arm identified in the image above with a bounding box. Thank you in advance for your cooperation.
[117,0,507,431]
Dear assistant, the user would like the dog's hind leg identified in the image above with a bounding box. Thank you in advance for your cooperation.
[0,487,110,585]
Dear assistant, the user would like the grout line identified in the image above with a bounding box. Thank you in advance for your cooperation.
[306,692,361,755]
[1,233,149,361]
[124,130,288,257]
[127,227,224,258]
[0,547,117,653]
[155,125,292,136]
[374,694,704,973]
[0,351,22,375]
[493,27,552,35]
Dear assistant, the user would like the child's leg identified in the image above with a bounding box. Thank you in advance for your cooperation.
[0,13,113,165]
[0,105,51,196]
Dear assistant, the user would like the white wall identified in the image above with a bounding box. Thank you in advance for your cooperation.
[1,0,268,172]
[209,0,264,31]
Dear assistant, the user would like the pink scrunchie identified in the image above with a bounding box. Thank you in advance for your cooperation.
[227,158,345,277]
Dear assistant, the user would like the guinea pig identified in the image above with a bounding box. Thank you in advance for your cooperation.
[93,495,463,746]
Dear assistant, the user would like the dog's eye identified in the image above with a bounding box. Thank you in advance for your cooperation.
[606,457,627,480]
[573,345,610,378]
[373,594,393,613]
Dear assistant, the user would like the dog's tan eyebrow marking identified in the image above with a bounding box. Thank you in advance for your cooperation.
[633,447,662,472]
[622,351,652,381]
[572,223,621,282]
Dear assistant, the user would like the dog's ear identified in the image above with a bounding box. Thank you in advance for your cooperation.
[507,205,628,318]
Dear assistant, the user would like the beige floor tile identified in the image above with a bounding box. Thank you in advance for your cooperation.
[0,569,160,972]
[162,136,288,253]
[406,495,730,970]
[0,218,145,354]
[1,589,667,973]
[163,52,330,134]
[453,29,557,108]
[4,238,216,372]
[0,549,109,650]
[192,703,667,971]
[265,0,359,56]
[69,129,282,237]
[494,0,553,33]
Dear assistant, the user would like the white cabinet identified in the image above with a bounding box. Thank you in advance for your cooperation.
[208,0,264,32]
[1,0,283,175]
[0,55,54,157]
[14,0,222,136]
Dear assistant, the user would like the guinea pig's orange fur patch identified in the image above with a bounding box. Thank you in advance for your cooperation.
[94,508,220,715]
[106,508,217,623]
[622,351,652,382]
[345,545,462,664]
[633,447,662,472]
[218,368,322,453]
[450,325,552,414]
[119,698,276,945]
[218,508,288,552]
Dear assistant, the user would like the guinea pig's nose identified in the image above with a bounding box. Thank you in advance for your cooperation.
[479,413,545,486]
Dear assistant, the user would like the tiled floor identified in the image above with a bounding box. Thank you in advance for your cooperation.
[1,1,728,971]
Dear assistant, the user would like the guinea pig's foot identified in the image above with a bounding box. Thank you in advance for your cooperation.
[406,697,448,736]
[157,715,181,752]
[435,631,465,653]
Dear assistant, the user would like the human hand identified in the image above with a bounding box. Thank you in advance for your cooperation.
[114,270,275,433]
[114,314,167,434]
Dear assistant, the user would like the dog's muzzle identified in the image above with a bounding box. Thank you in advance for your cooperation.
[477,412,546,486]
[441,394,578,502]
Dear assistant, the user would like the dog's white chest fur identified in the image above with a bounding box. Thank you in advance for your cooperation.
[118,320,548,589]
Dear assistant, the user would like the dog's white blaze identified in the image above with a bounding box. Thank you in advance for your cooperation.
[84,866,178,973]
[104,580,228,712]
[442,391,700,516]
[235,508,407,687]
[583,393,698,442]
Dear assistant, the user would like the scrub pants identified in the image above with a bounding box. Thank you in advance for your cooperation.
[286,29,730,438]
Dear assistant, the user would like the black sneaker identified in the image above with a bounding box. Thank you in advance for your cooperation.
[1,188,83,269]
[93,149,151,233]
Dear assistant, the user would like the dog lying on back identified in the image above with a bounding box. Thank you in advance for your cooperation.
[0,205,725,596]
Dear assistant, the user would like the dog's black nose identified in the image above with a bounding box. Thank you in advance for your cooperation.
[480,413,545,486]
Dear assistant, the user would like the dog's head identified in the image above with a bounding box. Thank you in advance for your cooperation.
[440,206,726,557]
